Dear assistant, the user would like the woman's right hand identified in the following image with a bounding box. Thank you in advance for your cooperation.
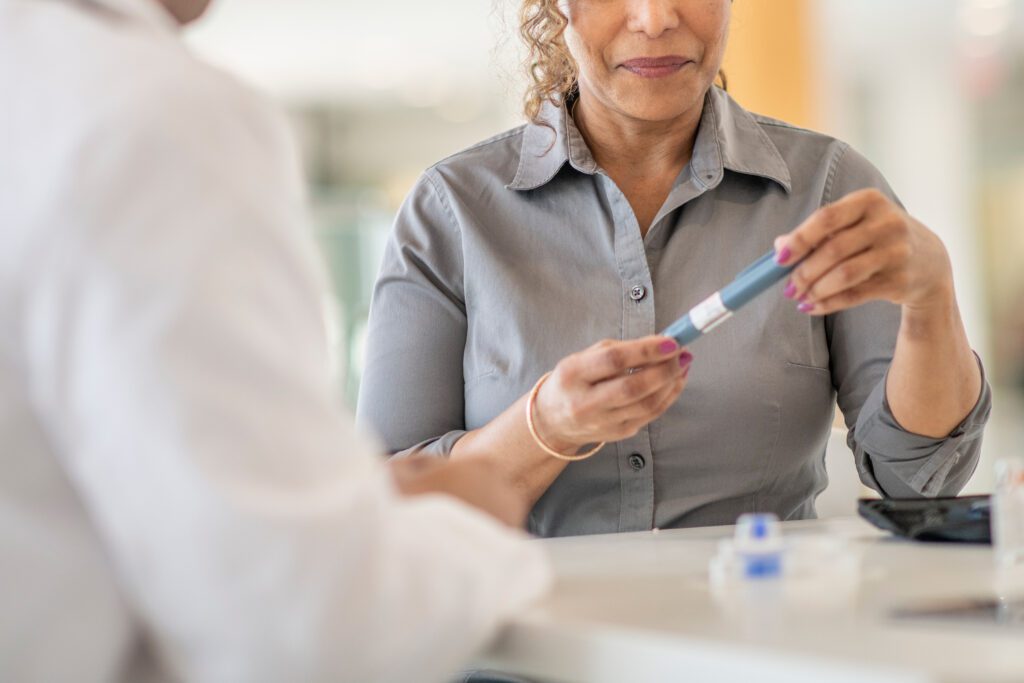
[533,336,693,452]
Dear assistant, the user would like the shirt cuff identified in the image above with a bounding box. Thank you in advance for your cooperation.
[390,429,469,459]
[853,352,992,497]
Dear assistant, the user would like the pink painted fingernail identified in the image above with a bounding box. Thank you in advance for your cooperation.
[659,340,678,354]
[798,302,814,313]
[776,246,792,264]
[783,282,797,299]
[678,352,693,369]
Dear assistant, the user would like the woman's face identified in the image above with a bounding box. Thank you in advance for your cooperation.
[562,0,731,121]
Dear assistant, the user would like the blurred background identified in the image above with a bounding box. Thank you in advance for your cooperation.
[186,0,1024,494]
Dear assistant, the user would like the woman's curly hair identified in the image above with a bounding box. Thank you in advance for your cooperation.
[519,0,578,124]
[518,0,727,124]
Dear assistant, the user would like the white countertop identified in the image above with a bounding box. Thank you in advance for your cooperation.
[479,518,1024,683]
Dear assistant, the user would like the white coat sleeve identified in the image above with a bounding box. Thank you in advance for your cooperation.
[17,73,550,683]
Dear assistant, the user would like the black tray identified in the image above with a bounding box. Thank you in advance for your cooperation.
[857,495,991,544]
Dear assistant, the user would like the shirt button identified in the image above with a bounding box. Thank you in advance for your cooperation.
[628,453,646,471]
[630,285,647,301]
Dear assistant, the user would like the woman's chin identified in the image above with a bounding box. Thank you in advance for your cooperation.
[613,100,704,124]
[603,81,709,124]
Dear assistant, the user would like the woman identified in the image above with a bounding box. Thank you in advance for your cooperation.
[357,0,991,537]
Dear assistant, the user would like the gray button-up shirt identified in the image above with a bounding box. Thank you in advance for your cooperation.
[357,87,991,537]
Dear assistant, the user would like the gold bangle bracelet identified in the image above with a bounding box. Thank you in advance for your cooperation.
[526,371,606,462]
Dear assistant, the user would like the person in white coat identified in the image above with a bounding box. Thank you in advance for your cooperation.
[0,0,551,681]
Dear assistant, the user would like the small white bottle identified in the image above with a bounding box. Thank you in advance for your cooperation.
[992,457,1024,571]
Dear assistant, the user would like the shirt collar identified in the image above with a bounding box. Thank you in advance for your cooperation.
[508,86,792,194]
[79,0,178,33]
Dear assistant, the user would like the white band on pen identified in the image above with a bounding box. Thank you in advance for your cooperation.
[689,292,733,334]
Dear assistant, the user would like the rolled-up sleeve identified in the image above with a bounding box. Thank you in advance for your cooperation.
[825,145,992,497]
[357,170,469,457]
[853,355,991,496]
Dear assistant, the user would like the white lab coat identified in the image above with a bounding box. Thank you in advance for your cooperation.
[0,1,551,681]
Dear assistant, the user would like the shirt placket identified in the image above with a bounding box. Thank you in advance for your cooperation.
[597,172,658,533]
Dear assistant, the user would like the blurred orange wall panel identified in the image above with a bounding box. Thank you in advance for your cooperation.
[723,0,818,129]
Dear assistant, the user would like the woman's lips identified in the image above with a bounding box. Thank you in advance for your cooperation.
[620,56,692,79]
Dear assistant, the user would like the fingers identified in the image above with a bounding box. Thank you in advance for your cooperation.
[541,338,692,449]
[798,249,889,311]
[589,351,691,410]
[775,188,887,266]
[784,221,876,300]
[774,188,920,316]
[799,274,890,316]
[609,366,689,426]
[570,336,682,384]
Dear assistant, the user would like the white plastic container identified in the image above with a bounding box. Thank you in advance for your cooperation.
[709,514,863,615]
[732,513,784,579]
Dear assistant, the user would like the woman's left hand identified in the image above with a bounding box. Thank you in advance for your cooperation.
[774,188,955,316]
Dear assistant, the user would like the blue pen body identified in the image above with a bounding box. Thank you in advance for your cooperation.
[662,249,797,346]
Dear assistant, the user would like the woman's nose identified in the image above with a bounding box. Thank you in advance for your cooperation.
[625,0,681,38]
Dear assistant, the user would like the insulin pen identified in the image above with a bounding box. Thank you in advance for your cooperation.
[661,249,798,346]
